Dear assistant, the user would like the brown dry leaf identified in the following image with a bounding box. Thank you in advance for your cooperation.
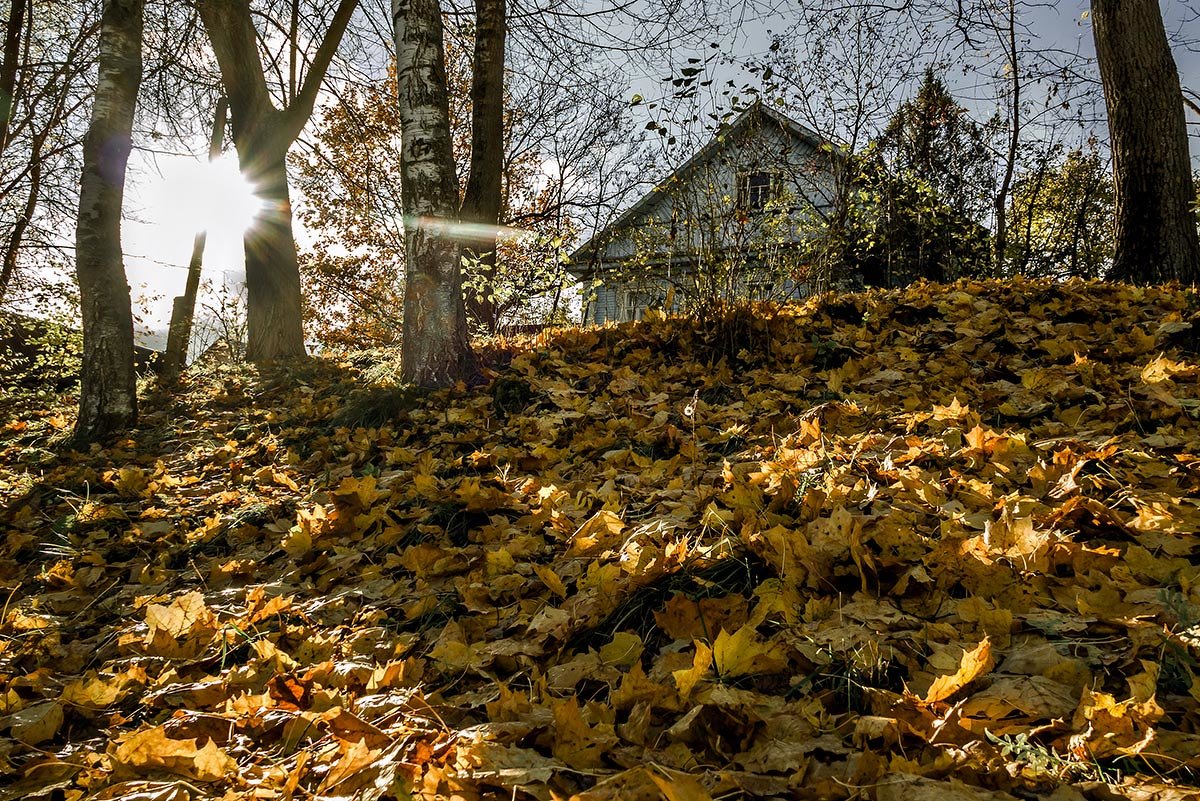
[89,780,200,801]
[315,737,381,797]
[1143,730,1200,770]
[654,593,749,640]
[923,637,994,704]
[876,774,1021,800]
[569,766,664,801]
[110,725,236,782]
[5,700,63,745]
[142,591,219,660]
[959,675,1079,722]
[458,740,562,786]
[0,760,80,801]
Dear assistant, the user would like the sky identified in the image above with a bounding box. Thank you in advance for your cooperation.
[123,152,262,347]
[119,0,1199,344]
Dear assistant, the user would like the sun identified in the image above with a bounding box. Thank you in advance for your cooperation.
[149,153,264,239]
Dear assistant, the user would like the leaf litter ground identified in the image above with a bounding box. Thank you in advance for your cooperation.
[3,279,1200,801]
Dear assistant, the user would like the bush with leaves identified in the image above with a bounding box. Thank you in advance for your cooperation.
[1005,146,1115,280]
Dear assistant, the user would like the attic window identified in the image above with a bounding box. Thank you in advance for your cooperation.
[739,171,776,212]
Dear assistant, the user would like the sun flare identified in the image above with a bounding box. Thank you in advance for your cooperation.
[150,153,264,239]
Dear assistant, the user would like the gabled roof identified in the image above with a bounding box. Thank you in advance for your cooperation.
[569,102,827,268]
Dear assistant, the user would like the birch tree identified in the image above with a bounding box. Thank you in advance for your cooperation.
[392,0,473,386]
[197,0,357,361]
[1091,0,1199,284]
[74,0,142,441]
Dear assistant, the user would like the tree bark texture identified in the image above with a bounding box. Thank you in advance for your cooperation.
[197,0,357,360]
[0,0,28,155]
[244,150,307,359]
[393,0,473,386]
[74,0,142,442]
[460,0,505,333]
[1092,0,1200,284]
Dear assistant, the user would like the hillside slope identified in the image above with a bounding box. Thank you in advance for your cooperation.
[2,278,1200,800]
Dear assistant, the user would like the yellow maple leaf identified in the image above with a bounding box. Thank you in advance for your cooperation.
[551,698,617,770]
[332,474,380,509]
[599,631,644,668]
[143,591,218,660]
[923,637,993,703]
[713,624,788,678]
[111,726,236,782]
[60,667,148,709]
[572,510,625,555]
[648,765,715,801]
[107,466,150,498]
[673,641,713,700]
[532,563,567,598]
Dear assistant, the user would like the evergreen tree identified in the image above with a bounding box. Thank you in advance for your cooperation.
[848,69,995,286]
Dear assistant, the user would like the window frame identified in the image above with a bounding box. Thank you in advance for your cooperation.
[737,169,780,213]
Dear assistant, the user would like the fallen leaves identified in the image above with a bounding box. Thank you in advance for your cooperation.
[4,279,1200,800]
[110,726,236,782]
[922,638,994,704]
[4,700,63,745]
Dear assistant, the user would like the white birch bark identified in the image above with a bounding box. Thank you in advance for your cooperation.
[393,0,473,386]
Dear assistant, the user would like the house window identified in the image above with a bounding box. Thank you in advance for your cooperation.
[738,171,776,212]
[620,288,646,322]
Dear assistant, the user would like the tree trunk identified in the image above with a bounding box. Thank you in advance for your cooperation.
[0,143,37,296]
[1092,0,1200,284]
[460,0,505,334]
[393,0,473,386]
[992,0,1019,277]
[243,148,307,359]
[197,0,357,361]
[0,0,28,155]
[162,96,227,380]
[74,0,143,442]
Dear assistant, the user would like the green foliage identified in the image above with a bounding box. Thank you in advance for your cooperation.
[795,71,996,288]
[879,68,997,226]
[461,230,574,338]
[797,150,991,288]
[849,157,992,285]
[1006,146,1115,279]
[0,312,82,399]
[984,731,1111,782]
